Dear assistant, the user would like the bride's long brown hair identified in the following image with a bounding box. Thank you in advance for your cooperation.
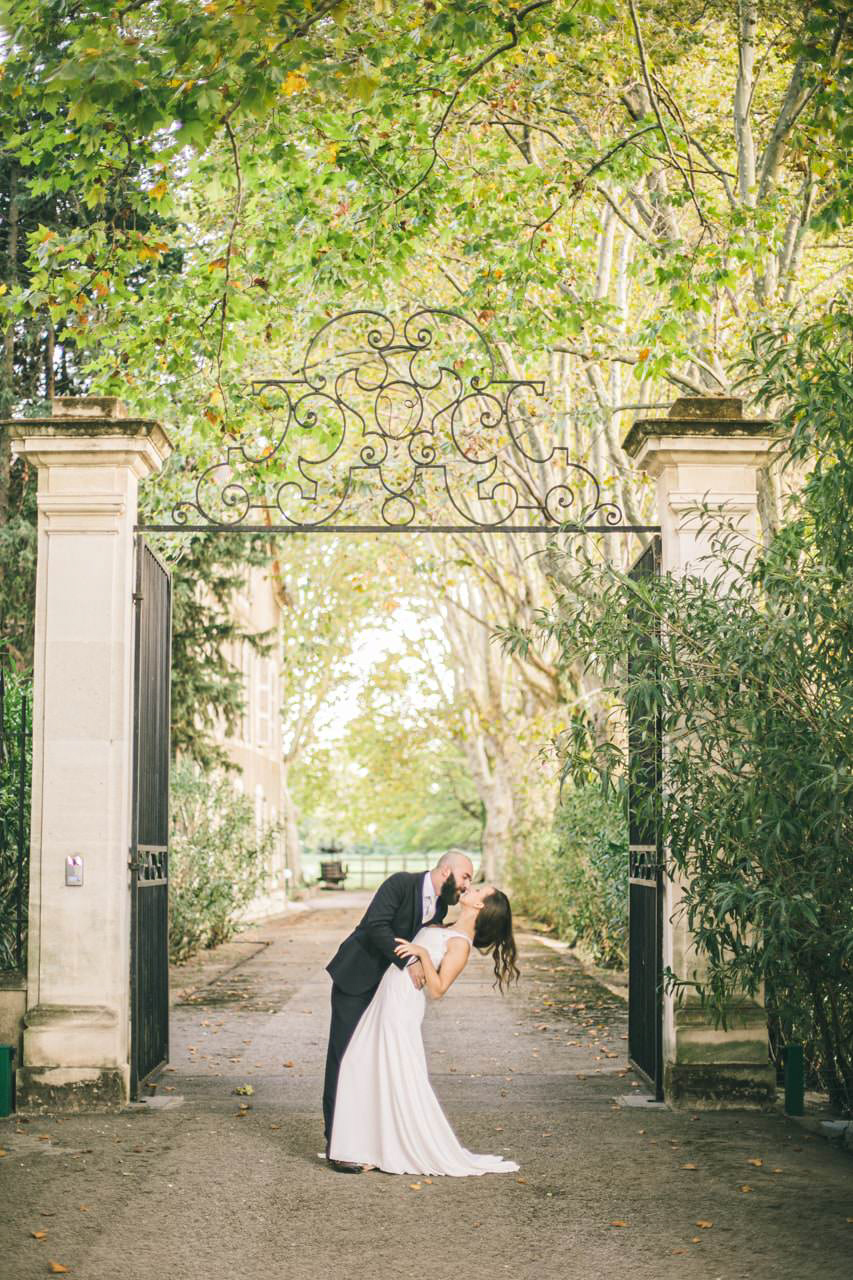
[473,889,520,992]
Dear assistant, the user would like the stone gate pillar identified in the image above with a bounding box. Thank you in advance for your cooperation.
[8,398,171,1110]
[624,396,780,1107]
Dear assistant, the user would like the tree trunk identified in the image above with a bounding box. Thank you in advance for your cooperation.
[480,750,515,882]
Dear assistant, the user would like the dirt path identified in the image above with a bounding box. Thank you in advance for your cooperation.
[1,901,850,1279]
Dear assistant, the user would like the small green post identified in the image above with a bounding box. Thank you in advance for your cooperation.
[0,1045,14,1117]
[784,1043,805,1116]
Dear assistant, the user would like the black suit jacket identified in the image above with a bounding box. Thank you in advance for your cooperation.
[326,870,447,996]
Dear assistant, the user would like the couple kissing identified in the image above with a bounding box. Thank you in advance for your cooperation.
[322,851,520,1177]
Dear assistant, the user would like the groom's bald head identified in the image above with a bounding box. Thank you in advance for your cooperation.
[432,851,474,904]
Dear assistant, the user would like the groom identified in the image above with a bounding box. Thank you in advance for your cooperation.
[322,850,474,1171]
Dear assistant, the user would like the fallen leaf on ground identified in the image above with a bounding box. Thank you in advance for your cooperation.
[696,1220,713,1229]
[424,1178,433,1184]
[233,1084,254,1096]
[691,1236,701,1244]
[48,1264,69,1274]
[409,1182,421,1190]
[747,1157,763,1167]
[772,1168,783,1174]
[0,1149,6,1157]
[681,1163,698,1170]
[31,1230,48,1239]
[78,1206,89,1212]
[738,1184,753,1193]
[610,1220,629,1227]
[282,1061,294,1068]
[516,1177,528,1184]
[672,1249,686,1255]
[269,1124,281,1131]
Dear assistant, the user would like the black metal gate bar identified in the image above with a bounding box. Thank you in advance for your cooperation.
[627,536,664,1099]
[130,538,172,1098]
[136,523,662,535]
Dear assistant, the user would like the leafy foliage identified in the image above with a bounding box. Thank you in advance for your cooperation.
[152,532,274,768]
[0,449,36,670]
[169,757,279,963]
[291,649,484,855]
[0,666,30,970]
[509,786,628,968]
[508,305,853,1109]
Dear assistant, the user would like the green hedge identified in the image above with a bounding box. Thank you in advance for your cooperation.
[169,759,280,963]
[510,787,628,968]
[0,668,31,971]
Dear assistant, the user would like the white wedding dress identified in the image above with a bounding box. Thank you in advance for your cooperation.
[329,926,519,1176]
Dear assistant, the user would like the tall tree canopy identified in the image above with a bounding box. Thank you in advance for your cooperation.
[1,0,850,873]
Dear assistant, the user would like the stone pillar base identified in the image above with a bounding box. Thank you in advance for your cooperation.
[665,1061,777,1109]
[666,996,776,1108]
[16,1065,127,1113]
[16,1003,128,1111]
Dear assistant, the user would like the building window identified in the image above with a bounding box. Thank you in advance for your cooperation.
[256,655,272,748]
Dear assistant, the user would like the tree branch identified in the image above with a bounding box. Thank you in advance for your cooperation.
[626,0,709,228]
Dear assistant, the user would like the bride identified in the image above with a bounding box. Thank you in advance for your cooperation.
[328,884,521,1177]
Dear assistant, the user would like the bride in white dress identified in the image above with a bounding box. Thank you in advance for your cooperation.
[329,884,521,1177]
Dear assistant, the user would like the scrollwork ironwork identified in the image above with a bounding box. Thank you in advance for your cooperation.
[168,308,635,533]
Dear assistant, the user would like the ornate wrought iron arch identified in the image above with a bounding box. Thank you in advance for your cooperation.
[138,308,659,535]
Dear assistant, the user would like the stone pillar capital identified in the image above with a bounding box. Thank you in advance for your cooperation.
[623,396,782,478]
[6,406,172,481]
[623,397,782,581]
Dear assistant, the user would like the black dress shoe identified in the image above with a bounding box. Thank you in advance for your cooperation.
[326,1156,363,1174]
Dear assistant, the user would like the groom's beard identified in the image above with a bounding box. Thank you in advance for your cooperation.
[439,874,460,908]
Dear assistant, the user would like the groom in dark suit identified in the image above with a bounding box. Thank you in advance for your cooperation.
[322,850,474,1171]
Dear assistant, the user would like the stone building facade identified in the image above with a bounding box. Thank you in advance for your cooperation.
[215,564,291,921]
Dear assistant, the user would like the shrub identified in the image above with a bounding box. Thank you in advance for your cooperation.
[0,667,31,970]
[510,787,628,968]
[169,759,279,963]
[504,306,853,1112]
[553,789,628,968]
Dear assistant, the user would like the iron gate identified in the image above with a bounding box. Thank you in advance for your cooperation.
[627,536,664,1098]
[130,538,172,1097]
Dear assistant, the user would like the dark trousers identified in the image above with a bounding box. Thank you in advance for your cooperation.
[322,983,375,1143]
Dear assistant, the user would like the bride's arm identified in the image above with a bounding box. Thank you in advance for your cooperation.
[394,938,469,999]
